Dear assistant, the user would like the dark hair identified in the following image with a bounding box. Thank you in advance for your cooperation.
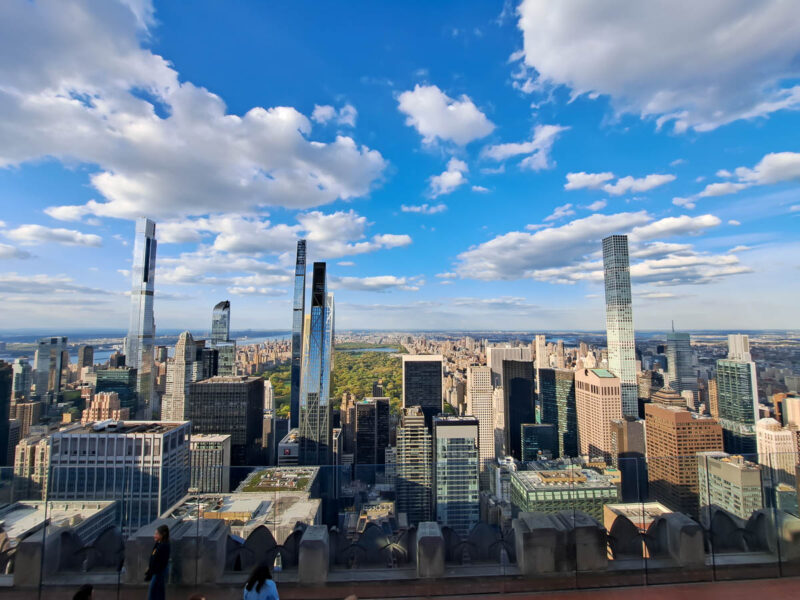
[156,524,170,543]
[245,563,273,593]
[73,583,93,600]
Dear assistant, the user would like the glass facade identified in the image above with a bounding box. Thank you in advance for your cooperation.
[290,240,307,429]
[538,367,578,458]
[433,416,479,537]
[667,331,697,395]
[717,359,759,454]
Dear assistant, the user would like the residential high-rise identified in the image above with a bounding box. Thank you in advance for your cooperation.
[575,368,623,462]
[354,397,390,478]
[11,358,32,402]
[717,358,759,454]
[402,355,443,429]
[187,376,264,466]
[534,335,547,370]
[466,366,494,485]
[433,416,480,536]
[644,403,723,517]
[77,345,94,371]
[211,300,237,377]
[666,331,697,397]
[161,331,197,421]
[123,217,157,418]
[708,378,719,419]
[9,400,42,439]
[395,407,433,525]
[756,418,800,486]
[190,433,232,493]
[697,452,763,527]
[539,368,578,458]
[33,336,68,403]
[290,240,307,430]
[602,235,637,417]
[502,359,535,460]
[80,392,130,423]
[610,417,647,502]
[299,262,335,465]
[486,346,531,388]
[727,334,752,362]
[0,362,10,467]
[46,421,190,533]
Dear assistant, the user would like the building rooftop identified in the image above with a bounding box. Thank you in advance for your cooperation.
[590,369,617,378]
[190,433,231,443]
[0,501,115,546]
[235,466,319,493]
[194,375,260,384]
[55,420,189,435]
[605,501,673,525]
[513,467,617,492]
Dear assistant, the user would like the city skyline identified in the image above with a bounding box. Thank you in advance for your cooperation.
[0,1,799,332]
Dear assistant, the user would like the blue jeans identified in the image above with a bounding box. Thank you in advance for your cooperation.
[147,572,166,600]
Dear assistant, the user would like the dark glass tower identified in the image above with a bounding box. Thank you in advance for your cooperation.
[290,240,307,429]
[502,359,535,460]
[539,367,578,458]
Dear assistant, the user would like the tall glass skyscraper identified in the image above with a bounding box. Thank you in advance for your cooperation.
[123,217,157,418]
[210,300,236,377]
[602,234,637,417]
[538,367,578,458]
[667,330,697,396]
[299,262,334,465]
[717,358,759,454]
[290,240,307,429]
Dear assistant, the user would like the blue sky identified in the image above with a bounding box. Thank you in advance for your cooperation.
[1,0,799,332]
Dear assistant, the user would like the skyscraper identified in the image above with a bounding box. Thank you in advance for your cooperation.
[33,336,67,403]
[433,416,480,536]
[402,355,443,429]
[0,362,11,467]
[486,346,531,388]
[538,367,578,458]
[210,301,236,377]
[396,407,432,525]
[123,217,157,418]
[466,366,494,486]
[11,358,32,402]
[299,262,334,465]
[575,368,623,462]
[727,334,752,362]
[77,345,94,371]
[666,330,697,397]
[717,358,759,454]
[534,333,547,394]
[502,359,535,460]
[290,240,307,430]
[602,235,637,417]
[755,418,799,486]
[354,397,390,481]
[697,452,763,527]
[161,331,196,421]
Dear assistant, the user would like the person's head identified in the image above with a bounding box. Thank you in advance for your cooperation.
[245,562,273,592]
[72,583,93,600]
[154,524,170,543]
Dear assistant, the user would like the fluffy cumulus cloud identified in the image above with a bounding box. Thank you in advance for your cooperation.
[0,244,32,259]
[482,124,567,170]
[429,158,468,197]
[544,203,576,222]
[455,210,745,286]
[311,103,358,127]
[330,275,419,292]
[401,203,447,214]
[6,224,102,247]
[564,172,675,195]
[564,172,614,191]
[513,0,800,132]
[397,84,495,145]
[0,0,386,221]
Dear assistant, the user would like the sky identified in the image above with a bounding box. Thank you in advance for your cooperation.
[1,0,799,333]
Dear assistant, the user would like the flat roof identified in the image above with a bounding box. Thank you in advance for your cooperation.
[55,420,189,435]
[0,501,115,543]
[513,468,617,492]
[605,502,672,522]
[236,466,319,493]
[590,369,617,378]
[194,376,260,384]
[190,433,231,442]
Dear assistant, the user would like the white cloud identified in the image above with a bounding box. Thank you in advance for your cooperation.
[586,200,607,211]
[672,197,696,210]
[311,103,358,127]
[602,174,675,196]
[790,205,800,213]
[401,203,447,214]
[435,272,458,279]
[471,185,489,193]
[331,275,418,292]
[728,220,741,226]
[6,224,102,247]
[698,182,748,197]
[628,214,721,242]
[429,157,468,197]
[670,159,686,167]
[514,0,800,131]
[0,244,32,259]
[482,124,567,170]
[564,172,614,191]
[297,210,413,258]
[0,272,114,296]
[372,233,412,248]
[337,261,355,267]
[1,1,386,221]
[544,203,576,222]
[716,169,733,178]
[734,152,800,185]
[397,84,495,145]
[228,286,286,297]
[729,245,752,253]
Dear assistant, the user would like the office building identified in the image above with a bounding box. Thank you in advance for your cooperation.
[534,334,548,393]
[395,407,433,525]
[402,354,443,429]
[298,262,335,466]
[575,368,623,462]
[510,463,620,521]
[756,418,800,486]
[502,359,535,460]
[644,403,723,517]
[666,331,697,397]
[13,433,51,500]
[728,334,752,362]
[651,384,686,408]
[539,368,578,458]
[354,397,390,479]
[10,400,42,439]
[708,378,719,419]
[11,358,32,402]
[0,362,10,466]
[187,376,264,466]
[433,416,480,536]
[697,452,763,527]
[610,417,647,501]
[210,300,236,377]
[33,336,68,402]
[717,358,759,454]
[486,346,531,388]
[190,433,232,493]
[7,419,20,466]
[277,429,300,466]
[602,235,637,417]
[80,392,130,423]
[77,345,94,370]
[46,421,190,533]
[466,365,494,486]
[162,331,197,421]
[95,367,138,414]
[521,423,558,461]
[290,240,307,430]
[123,217,158,418]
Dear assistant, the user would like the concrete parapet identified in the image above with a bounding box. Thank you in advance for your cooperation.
[513,513,564,575]
[298,525,329,585]
[171,519,229,585]
[122,518,176,585]
[647,513,704,567]
[556,510,608,572]
[416,522,445,578]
